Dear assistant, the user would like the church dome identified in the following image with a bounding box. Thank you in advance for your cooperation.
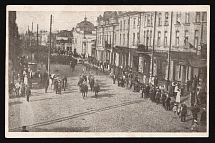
[76,16,95,34]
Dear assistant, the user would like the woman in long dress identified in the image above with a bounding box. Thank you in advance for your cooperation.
[176,88,181,104]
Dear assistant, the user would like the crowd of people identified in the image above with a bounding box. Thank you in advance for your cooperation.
[85,62,207,132]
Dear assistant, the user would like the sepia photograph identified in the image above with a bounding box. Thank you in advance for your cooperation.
[5,5,209,137]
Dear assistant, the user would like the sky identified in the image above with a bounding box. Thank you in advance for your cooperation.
[16,11,104,34]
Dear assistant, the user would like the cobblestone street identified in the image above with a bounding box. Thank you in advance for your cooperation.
[8,64,206,132]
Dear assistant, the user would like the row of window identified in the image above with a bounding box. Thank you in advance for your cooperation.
[118,12,207,30]
[155,30,199,48]
[158,12,169,26]
[176,12,207,24]
[98,29,199,48]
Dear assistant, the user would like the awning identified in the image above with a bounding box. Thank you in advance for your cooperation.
[170,51,195,61]
[113,46,129,53]
[189,58,207,68]
[154,52,168,60]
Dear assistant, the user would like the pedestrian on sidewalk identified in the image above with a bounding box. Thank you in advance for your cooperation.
[193,75,198,91]
[176,88,181,104]
[190,88,196,106]
[191,104,200,124]
[44,79,49,93]
[165,93,171,111]
[150,86,156,102]
[172,103,178,118]
[161,90,166,108]
[177,104,182,118]
[191,120,199,132]
[155,87,161,104]
[49,76,53,90]
[154,75,158,87]
[145,84,150,98]
[181,103,187,122]
[200,108,206,125]
[141,85,145,98]
[20,81,25,97]
[113,74,116,84]
[174,83,179,99]
[25,84,31,102]
[62,76,67,91]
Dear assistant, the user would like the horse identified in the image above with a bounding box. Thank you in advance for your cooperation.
[80,83,88,99]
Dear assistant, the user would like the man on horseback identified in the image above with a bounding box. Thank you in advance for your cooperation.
[78,75,84,87]
[80,80,88,99]
[82,73,87,82]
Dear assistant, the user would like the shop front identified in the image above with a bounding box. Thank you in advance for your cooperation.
[113,46,129,68]
[170,51,196,84]
[136,44,152,83]
[153,52,168,80]
[189,57,207,91]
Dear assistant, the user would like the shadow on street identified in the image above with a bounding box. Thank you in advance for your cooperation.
[9,98,145,132]
[9,101,23,106]
[29,127,90,132]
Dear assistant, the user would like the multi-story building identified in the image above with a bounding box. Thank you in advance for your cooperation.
[55,30,73,52]
[114,11,129,67]
[137,11,155,80]
[169,11,207,85]
[128,11,143,73]
[96,11,118,64]
[8,11,19,84]
[153,11,172,81]
[94,11,207,88]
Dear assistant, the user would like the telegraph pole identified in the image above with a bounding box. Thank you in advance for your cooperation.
[151,11,157,76]
[167,11,173,91]
[37,24,38,49]
[28,25,31,61]
[31,22,33,61]
[48,15,52,76]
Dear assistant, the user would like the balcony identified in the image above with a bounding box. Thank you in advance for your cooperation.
[110,18,117,24]
[104,41,112,49]
[137,44,151,53]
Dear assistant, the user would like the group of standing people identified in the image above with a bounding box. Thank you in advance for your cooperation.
[13,62,32,102]
[45,72,68,95]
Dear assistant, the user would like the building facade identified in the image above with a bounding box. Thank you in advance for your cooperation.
[73,16,96,58]
[94,11,207,88]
